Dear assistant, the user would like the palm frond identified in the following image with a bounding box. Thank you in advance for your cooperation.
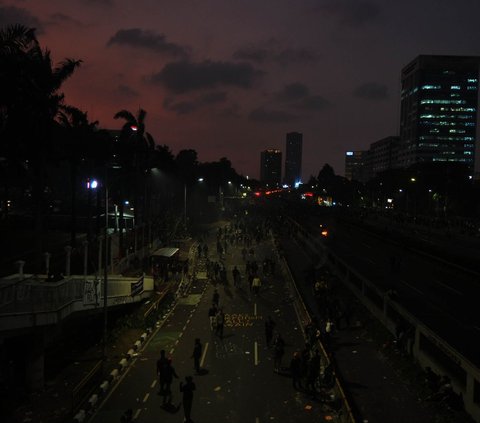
[113,110,136,122]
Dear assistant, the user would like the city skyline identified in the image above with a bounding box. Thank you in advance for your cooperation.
[3,0,480,179]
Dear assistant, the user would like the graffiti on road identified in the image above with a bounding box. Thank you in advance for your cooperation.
[224,313,262,328]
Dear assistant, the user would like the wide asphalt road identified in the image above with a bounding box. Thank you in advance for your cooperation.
[89,222,331,423]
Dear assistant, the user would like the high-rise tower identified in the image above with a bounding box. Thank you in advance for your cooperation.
[284,132,303,186]
[399,55,479,169]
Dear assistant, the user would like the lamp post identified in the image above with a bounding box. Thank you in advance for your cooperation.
[86,178,98,274]
[102,172,109,361]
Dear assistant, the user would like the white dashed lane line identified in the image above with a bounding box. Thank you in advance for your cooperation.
[200,342,209,367]
[150,380,157,389]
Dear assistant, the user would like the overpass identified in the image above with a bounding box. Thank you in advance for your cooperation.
[0,273,155,333]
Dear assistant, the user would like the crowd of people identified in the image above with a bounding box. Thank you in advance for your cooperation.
[125,214,340,422]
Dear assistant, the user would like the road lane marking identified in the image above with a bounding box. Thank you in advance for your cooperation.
[169,348,174,355]
[143,393,150,403]
[134,409,141,420]
[254,341,259,366]
[88,294,180,421]
[150,380,157,389]
[435,279,462,296]
[200,342,209,367]
[399,278,424,296]
[256,417,260,423]
[365,258,376,265]
[254,303,257,316]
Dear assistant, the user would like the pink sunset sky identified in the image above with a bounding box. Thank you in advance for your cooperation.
[2,0,480,179]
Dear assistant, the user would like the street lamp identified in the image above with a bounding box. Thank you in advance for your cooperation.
[86,178,99,244]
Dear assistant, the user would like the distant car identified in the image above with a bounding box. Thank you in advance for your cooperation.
[319,224,329,238]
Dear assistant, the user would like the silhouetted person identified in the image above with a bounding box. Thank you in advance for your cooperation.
[161,359,178,406]
[156,349,169,395]
[180,376,196,423]
[265,316,275,348]
[192,338,202,374]
[215,308,225,339]
[212,288,219,307]
[208,303,218,330]
[273,334,285,372]
[290,352,303,390]
[232,266,240,287]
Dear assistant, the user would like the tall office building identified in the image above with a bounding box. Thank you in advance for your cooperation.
[345,151,367,183]
[260,149,282,187]
[367,136,400,178]
[399,55,479,169]
[284,132,303,186]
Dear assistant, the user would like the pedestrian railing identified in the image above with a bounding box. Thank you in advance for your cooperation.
[0,274,155,332]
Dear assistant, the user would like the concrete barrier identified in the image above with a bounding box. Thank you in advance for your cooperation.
[118,358,128,369]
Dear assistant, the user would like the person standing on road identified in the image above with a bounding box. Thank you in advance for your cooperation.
[232,265,240,287]
[215,308,225,339]
[208,303,218,331]
[192,338,202,374]
[290,352,303,390]
[160,359,178,406]
[212,288,220,307]
[265,316,275,348]
[273,334,285,373]
[180,376,196,423]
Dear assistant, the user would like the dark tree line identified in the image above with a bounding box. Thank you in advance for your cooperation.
[0,25,248,271]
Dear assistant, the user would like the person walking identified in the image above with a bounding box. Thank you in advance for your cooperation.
[192,338,202,374]
[180,376,196,423]
[156,349,169,395]
[252,275,261,295]
[161,359,178,406]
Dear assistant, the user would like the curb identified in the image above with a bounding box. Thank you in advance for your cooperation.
[71,326,156,422]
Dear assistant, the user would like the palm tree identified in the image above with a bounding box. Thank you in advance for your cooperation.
[113,108,150,255]
[0,24,81,271]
